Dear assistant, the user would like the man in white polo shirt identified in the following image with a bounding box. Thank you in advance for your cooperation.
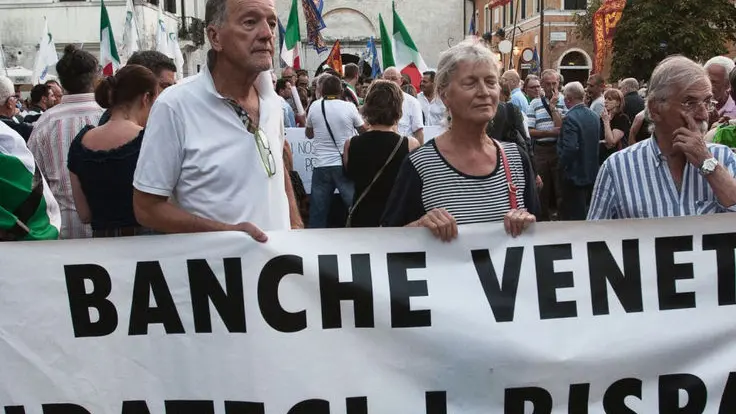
[383,67,424,143]
[133,0,302,241]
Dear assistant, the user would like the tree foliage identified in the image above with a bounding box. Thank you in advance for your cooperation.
[572,0,603,42]
[573,0,736,82]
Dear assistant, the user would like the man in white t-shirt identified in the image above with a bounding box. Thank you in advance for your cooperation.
[417,70,446,127]
[132,0,302,242]
[586,73,605,116]
[383,67,424,143]
[305,74,367,228]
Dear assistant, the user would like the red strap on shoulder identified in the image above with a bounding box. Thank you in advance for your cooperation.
[495,140,518,210]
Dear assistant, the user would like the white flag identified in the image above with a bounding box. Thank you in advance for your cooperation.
[32,18,59,85]
[121,0,140,62]
[155,4,172,58]
[168,32,185,80]
[0,31,7,75]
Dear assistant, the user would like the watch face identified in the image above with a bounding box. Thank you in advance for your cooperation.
[702,158,718,173]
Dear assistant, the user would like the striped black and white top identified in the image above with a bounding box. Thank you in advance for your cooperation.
[381,139,539,226]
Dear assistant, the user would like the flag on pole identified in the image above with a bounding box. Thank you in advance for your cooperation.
[530,46,540,75]
[468,11,476,35]
[32,18,59,85]
[326,40,343,76]
[100,0,121,77]
[280,0,301,69]
[121,0,140,62]
[168,32,184,79]
[277,18,287,68]
[302,0,327,53]
[0,31,7,76]
[391,2,428,89]
[369,37,381,78]
[156,3,172,58]
[378,14,394,70]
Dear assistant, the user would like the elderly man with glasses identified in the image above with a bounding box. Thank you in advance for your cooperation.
[588,56,736,220]
[0,76,33,141]
[133,0,303,241]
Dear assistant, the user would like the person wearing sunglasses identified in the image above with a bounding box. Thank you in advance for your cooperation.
[133,0,303,241]
[588,56,736,220]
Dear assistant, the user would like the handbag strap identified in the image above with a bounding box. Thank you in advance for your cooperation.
[495,140,518,210]
[347,136,405,225]
[321,99,342,156]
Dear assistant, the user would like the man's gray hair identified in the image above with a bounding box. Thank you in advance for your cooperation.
[647,55,707,106]
[436,39,498,98]
[540,68,561,83]
[563,81,585,101]
[206,0,228,28]
[704,56,736,77]
[620,78,639,94]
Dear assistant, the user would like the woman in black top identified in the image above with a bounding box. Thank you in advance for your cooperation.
[343,80,420,227]
[600,88,631,165]
[67,65,159,237]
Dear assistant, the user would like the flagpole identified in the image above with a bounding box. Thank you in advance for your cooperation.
[510,0,521,71]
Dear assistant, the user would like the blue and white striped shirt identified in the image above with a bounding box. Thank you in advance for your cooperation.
[587,137,736,220]
[527,97,568,143]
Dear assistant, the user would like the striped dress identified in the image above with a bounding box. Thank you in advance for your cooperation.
[381,140,539,226]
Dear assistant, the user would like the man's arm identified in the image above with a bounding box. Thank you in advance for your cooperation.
[413,128,424,145]
[529,127,560,138]
[284,171,304,229]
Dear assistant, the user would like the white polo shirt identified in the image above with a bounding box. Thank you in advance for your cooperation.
[306,98,364,168]
[417,92,446,127]
[134,64,290,231]
[398,92,424,137]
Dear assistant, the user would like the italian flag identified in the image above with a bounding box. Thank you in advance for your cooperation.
[0,127,60,241]
[280,0,301,69]
[389,2,428,89]
[100,0,121,76]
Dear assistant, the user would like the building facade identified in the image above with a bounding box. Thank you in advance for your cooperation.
[0,0,208,84]
[473,0,596,84]
[274,0,467,76]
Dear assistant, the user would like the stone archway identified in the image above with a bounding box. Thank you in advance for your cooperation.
[320,8,377,40]
[557,48,592,85]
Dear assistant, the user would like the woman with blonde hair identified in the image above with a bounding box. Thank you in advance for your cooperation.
[381,40,539,241]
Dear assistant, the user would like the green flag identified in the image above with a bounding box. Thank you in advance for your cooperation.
[280,0,301,68]
[100,0,120,76]
[379,14,394,69]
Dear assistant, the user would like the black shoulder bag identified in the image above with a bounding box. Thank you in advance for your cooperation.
[321,99,348,174]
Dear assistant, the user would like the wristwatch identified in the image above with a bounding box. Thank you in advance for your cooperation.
[699,157,719,176]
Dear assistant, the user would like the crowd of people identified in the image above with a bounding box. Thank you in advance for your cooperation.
[1,0,735,244]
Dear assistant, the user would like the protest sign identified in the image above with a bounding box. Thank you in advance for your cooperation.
[1,215,735,413]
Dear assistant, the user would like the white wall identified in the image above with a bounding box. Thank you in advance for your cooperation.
[274,0,464,75]
[0,0,204,81]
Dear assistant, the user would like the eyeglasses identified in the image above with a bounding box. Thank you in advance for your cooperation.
[680,98,717,113]
[224,99,277,177]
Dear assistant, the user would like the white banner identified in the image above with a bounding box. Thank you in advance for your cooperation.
[1,216,736,413]
[286,126,445,193]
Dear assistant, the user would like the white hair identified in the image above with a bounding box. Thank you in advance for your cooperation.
[0,76,14,104]
[647,55,707,106]
[436,39,498,99]
[704,56,735,78]
[620,78,639,94]
[563,81,585,101]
